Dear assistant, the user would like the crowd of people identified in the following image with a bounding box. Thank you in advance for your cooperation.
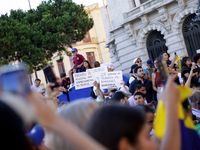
[1,47,200,150]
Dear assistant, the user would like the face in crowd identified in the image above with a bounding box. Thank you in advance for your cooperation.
[134,94,145,105]
[186,58,192,67]
[136,68,144,78]
[84,61,89,68]
[72,51,78,56]
[154,60,158,69]
[163,52,169,61]
[146,112,155,133]
[137,86,147,96]
[135,58,142,67]
[35,80,41,87]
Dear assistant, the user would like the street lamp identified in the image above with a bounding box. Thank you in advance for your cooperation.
[195,0,200,21]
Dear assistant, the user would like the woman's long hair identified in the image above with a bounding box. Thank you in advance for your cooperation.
[181,56,190,68]
[83,60,92,69]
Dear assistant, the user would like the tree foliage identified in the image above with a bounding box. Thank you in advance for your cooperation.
[0,0,93,72]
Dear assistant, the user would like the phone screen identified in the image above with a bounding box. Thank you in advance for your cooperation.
[43,66,59,88]
[1,70,30,96]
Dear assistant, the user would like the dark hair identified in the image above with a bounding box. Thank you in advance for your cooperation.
[35,79,41,82]
[94,61,100,68]
[181,56,190,68]
[160,51,170,59]
[83,60,92,69]
[60,72,66,78]
[110,89,117,93]
[134,92,145,98]
[135,104,155,114]
[193,53,200,64]
[135,84,145,90]
[86,105,145,150]
[134,66,142,74]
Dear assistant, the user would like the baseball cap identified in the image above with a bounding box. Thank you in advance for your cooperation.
[130,64,138,73]
[71,48,78,53]
[111,91,132,102]
[147,59,154,67]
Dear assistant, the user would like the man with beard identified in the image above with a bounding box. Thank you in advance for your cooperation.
[129,66,154,103]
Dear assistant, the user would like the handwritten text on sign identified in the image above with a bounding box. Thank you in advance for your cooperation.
[100,71,122,89]
[73,72,94,90]
[86,66,108,82]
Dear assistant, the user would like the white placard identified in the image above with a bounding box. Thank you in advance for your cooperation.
[86,66,108,82]
[100,71,123,89]
[73,72,94,90]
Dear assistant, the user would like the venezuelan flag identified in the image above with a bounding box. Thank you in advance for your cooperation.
[154,86,200,150]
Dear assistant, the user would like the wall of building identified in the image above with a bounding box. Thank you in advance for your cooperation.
[102,0,199,73]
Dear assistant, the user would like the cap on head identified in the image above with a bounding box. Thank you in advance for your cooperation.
[111,91,131,102]
[133,58,140,64]
[147,59,154,67]
[71,48,78,53]
[130,64,138,73]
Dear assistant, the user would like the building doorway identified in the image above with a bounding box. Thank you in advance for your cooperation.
[146,30,168,60]
[182,14,200,60]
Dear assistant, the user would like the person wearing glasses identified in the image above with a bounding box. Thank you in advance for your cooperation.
[133,57,142,66]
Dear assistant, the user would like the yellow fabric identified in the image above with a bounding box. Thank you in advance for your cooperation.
[154,85,193,139]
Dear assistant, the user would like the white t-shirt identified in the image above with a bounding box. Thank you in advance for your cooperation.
[30,85,43,93]
[129,76,135,84]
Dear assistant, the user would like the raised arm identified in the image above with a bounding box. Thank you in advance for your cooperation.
[28,83,106,150]
[169,55,177,69]
[94,81,105,101]
[159,76,180,150]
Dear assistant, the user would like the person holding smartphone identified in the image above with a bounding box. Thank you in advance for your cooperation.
[181,57,198,87]
[68,48,85,90]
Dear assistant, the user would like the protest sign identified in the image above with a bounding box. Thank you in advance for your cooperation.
[100,71,123,89]
[73,72,94,90]
[86,66,108,82]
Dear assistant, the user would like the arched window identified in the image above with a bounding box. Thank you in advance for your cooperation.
[182,14,200,60]
[146,30,168,60]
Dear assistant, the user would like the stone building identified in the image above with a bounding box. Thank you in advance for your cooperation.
[31,3,111,88]
[100,0,200,72]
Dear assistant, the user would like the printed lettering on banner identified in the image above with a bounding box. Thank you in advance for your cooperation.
[86,66,108,82]
[100,71,123,89]
[73,72,94,90]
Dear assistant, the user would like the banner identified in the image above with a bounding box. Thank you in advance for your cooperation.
[73,72,94,90]
[100,71,123,89]
[86,66,108,82]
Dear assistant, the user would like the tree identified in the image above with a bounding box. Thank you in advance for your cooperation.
[0,0,94,72]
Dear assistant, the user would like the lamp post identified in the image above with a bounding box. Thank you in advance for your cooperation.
[28,0,31,9]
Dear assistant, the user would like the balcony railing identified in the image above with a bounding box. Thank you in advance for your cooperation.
[123,0,164,19]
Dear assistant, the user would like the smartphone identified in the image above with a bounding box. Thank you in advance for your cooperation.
[156,56,169,84]
[0,63,30,96]
[193,67,200,73]
[43,65,59,88]
[174,52,177,55]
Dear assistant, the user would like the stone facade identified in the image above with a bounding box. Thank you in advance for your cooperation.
[101,0,199,72]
